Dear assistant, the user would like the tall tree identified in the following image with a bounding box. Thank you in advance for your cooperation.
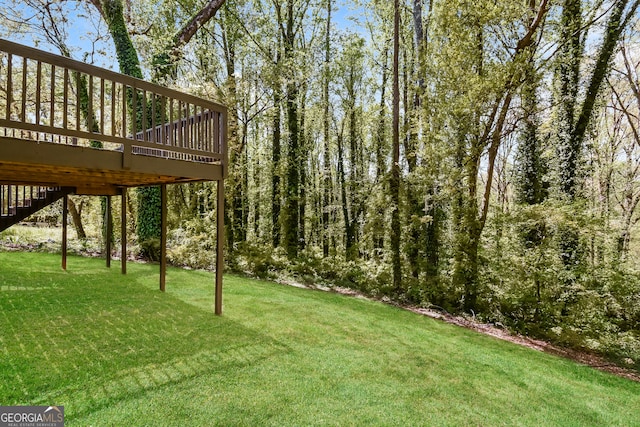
[371,45,389,255]
[607,42,640,257]
[219,2,245,253]
[390,0,402,291]
[555,0,639,274]
[272,44,283,248]
[322,0,332,258]
[280,0,301,258]
[337,35,366,260]
[88,0,226,258]
[439,0,549,311]
[516,65,546,208]
[557,0,640,200]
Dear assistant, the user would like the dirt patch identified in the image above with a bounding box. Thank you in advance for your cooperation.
[281,279,640,383]
[405,305,640,383]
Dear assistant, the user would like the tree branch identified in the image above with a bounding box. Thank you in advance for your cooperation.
[153,0,226,81]
[174,0,225,51]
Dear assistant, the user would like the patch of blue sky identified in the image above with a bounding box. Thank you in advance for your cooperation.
[2,0,373,80]
[0,0,116,70]
[334,0,368,35]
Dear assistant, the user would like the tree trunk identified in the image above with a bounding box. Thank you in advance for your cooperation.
[221,15,243,252]
[272,82,282,248]
[391,0,402,292]
[343,48,363,261]
[413,0,439,290]
[423,184,441,291]
[282,0,300,258]
[299,86,308,251]
[322,0,332,258]
[404,29,421,280]
[556,0,582,199]
[67,197,87,240]
[336,125,351,253]
[89,0,161,258]
[373,48,388,254]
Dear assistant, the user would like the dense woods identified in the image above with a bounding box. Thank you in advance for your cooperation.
[1,0,640,367]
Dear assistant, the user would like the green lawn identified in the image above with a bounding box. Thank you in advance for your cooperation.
[0,252,638,426]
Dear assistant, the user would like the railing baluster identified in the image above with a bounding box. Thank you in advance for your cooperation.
[185,103,190,149]
[132,85,137,139]
[198,107,204,151]
[63,68,68,130]
[75,71,81,132]
[111,80,116,136]
[121,83,127,138]
[220,112,224,155]
[100,77,105,134]
[169,98,174,148]
[142,89,147,142]
[50,64,56,127]
[21,57,27,122]
[6,53,12,121]
[35,60,42,125]
[177,100,183,149]
[207,111,213,153]
[151,93,156,144]
[88,74,94,132]
[160,96,166,146]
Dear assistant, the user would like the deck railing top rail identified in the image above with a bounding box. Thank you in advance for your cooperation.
[0,38,227,173]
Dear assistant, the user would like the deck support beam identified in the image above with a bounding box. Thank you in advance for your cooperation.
[160,184,167,292]
[105,195,112,268]
[121,188,127,275]
[62,195,68,270]
[215,179,224,315]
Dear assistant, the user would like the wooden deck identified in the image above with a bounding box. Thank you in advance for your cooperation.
[0,38,227,193]
[0,38,227,314]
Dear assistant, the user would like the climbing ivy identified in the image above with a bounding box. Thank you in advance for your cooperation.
[92,0,160,259]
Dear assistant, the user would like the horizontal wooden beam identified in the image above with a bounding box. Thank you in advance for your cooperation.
[0,136,223,192]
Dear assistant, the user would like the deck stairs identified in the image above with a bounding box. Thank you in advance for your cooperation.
[0,185,72,232]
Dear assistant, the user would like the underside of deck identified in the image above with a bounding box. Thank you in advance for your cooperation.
[0,136,224,195]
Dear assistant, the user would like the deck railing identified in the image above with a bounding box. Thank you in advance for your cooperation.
[0,39,227,168]
[0,185,54,216]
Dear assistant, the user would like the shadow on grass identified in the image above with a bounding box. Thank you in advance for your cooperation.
[0,253,289,421]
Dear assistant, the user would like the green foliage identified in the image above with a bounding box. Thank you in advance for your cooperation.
[166,208,219,269]
[99,0,144,79]
[234,244,287,278]
[136,186,162,260]
[481,202,640,367]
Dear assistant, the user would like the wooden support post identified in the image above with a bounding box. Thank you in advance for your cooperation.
[105,195,112,268]
[62,195,68,270]
[121,188,127,275]
[160,184,167,292]
[215,179,224,315]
